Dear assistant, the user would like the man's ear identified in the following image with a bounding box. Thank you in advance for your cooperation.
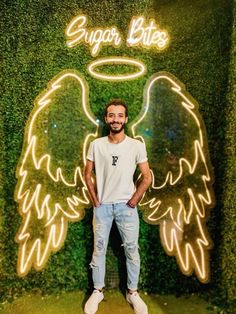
[125,117,128,123]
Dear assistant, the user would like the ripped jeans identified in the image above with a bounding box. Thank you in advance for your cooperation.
[90,202,140,290]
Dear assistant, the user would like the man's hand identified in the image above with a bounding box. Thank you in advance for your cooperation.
[128,161,152,208]
[93,200,101,208]
[127,196,139,208]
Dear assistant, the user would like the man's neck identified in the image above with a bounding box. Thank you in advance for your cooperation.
[108,131,126,144]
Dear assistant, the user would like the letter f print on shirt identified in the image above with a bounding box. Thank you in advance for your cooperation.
[112,155,119,166]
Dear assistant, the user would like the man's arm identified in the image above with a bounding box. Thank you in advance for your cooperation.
[127,161,152,208]
[84,159,100,207]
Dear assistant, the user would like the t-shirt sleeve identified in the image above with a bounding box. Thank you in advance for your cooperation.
[136,142,148,164]
[87,141,95,161]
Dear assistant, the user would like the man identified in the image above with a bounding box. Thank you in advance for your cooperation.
[84,99,152,314]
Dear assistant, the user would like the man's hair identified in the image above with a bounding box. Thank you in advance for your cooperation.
[104,99,128,117]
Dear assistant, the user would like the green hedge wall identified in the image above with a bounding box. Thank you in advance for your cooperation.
[1,0,235,311]
[217,1,236,312]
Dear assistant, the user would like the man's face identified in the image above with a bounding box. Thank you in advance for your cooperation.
[105,105,128,134]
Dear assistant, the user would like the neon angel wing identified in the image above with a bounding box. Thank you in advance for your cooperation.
[131,72,215,283]
[15,70,98,276]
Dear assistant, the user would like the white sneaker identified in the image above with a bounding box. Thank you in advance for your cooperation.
[84,290,104,314]
[126,291,148,314]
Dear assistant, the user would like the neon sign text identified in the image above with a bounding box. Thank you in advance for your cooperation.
[66,15,169,56]
[127,16,169,50]
[66,15,122,56]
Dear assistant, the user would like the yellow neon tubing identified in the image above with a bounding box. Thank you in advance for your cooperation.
[15,70,98,276]
[131,72,214,283]
[88,57,146,81]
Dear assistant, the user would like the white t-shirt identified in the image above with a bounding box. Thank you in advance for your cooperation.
[87,135,148,204]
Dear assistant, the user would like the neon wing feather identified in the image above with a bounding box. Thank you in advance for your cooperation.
[131,72,215,283]
[15,70,98,276]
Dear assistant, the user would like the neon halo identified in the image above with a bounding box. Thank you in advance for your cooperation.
[87,57,146,81]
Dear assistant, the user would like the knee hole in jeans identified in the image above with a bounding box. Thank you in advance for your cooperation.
[93,238,106,256]
[123,241,139,262]
[97,239,105,251]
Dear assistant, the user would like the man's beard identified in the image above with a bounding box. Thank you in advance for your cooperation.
[107,122,125,134]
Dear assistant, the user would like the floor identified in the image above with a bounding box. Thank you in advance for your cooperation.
[0,290,220,314]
